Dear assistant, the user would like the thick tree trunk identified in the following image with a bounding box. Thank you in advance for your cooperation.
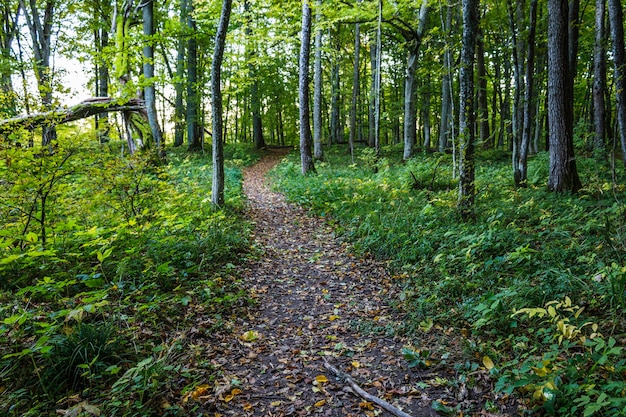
[593,0,607,158]
[608,0,626,165]
[142,0,164,156]
[174,0,187,147]
[299,0,315,174]
[313,0,323,159]
[348,19,360,163]
[547,0,582,192]
[211,0,232,207]
[514,0,538,187]
[457,0,479,219]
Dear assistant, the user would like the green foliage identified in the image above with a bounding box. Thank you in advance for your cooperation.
[496,298,626,416]
[0,138,254,415]
[272,145,626,415]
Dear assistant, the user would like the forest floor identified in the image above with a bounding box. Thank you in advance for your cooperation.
[200,149,517,417]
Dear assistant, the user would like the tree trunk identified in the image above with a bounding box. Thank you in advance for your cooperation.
[19,0,56,147]
[174,0,187,147]
[245,0,264,150]
[368,40,377,148]
[403,45,418,159]
[514,0,538,187]
[348,17,360,163]
[330,25,341,146]
[373,0,382,154]
[547,0,582,192]
[211,0,232,207]
[94,0,110,144]
[608,0,626,165]
[439,2,453,152]
[401,0,429,160]
[593,0,607,158]
[187,1,202,152]
[1,3,21,117]
[0,97,146,133]
[457,0,479,219]
[476,29,490,146]
[142,0,164,157]
[313,0,323,159]
[299,0,315,174]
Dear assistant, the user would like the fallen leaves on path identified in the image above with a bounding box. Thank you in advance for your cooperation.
[186,149,515,416]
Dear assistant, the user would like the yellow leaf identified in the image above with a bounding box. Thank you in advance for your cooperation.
[315,375,329,383]
[239,330,259,342]
[329,315,340,321]
[243,403,253,410]
[231,388,242,396]
[224,394,234,402]
[314,399,326,407]
[351,360,361,368]
[359,401,374,410]
[532,366,549,377]
[271,401,282,406]
[482,355,495,371]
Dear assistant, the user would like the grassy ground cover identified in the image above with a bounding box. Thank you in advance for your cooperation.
[272,145,626,416]
[0,139,257,416]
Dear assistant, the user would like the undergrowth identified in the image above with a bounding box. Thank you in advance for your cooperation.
[272,144,626,416]
[0,138,257,416]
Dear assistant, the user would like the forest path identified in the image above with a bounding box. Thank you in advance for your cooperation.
[209,149,439,416]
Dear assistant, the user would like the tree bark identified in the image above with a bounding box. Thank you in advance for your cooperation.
[174,0,187,147]
[373,0,382,154]
[0,97,145,134]
[245,0,264,150]
[19,0,56,147]
[514,0,538,187]
[476,28,490,145]
[439,2,453,153]
[457,0,479,219]
[348,14,360,163]
[547,0,582,192]
[330,24,342,146]
[94,0,111,144]
[313,0,323,159]
[1,2,21,118]
[608,0,626,165]
[186,0,202,151]
[299,0,315,174]
[593,0,607,158]
[142,0,164,157]
[211,0,233,207]
[401,0,429,160]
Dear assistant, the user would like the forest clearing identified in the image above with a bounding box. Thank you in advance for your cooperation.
[2,0,626,415]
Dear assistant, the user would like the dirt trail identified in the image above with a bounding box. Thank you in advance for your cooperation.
[209,149,439,416]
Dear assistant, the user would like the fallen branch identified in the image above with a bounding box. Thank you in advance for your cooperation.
[323,359,414,417]
[0,97,145,135]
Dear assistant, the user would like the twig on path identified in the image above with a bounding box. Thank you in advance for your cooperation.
[323,359,414,417]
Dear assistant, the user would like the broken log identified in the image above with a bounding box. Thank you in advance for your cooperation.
[0,97,145,136]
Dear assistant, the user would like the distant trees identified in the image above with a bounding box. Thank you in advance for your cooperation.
[5,0,626,204]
